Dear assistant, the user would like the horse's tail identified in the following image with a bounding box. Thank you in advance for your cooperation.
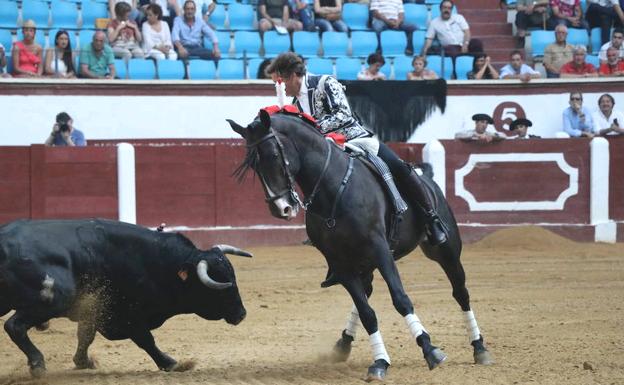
[415,162,434,179]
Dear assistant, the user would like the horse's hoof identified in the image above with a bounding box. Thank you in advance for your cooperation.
[474,350,494,365]
[425,348,447,370]
[328,331,353,362]
[74,356,98,370]
[171,359,196,372]
[365,359,389,382]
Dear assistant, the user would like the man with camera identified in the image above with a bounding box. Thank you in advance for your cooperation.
[44,112,87,147]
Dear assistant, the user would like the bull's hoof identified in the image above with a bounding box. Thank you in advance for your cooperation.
[474,350,494,365]
[35,321,50,331]
[171,359,196,372]
[329,330,353,362]
[365,359,389,382]
[424,348,447,370]
[74,356,98,370]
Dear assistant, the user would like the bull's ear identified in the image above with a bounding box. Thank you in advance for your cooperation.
[227,119,247,138]
[258,109,272,132]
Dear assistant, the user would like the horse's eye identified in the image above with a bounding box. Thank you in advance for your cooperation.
[273,152,279,158]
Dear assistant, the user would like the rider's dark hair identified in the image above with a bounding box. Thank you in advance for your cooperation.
[266,52,306,78]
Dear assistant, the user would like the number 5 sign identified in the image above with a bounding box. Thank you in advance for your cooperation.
[492,102,526,135]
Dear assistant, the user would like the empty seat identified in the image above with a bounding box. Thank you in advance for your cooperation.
[0,29,13,50]
[78,29,96,50]
[51,0,79,29]
[293,31,320,58]
[263,30,290,57]
[114,58,127,79]
[567,28,589,48]
[218,59,245,79]
[208,3,226,30]
[228,3,255,30]
[335,57,361,80]
[234,30,261,58]
[306,57,333,75]
[426,55,452,79]
[81,1,108,29]
[128,58,156,79]
[350,31,377,57]
[380,30,407,57]
[412,30,427,55]
[0,0,19,28]
[157,59,185,79]
[205,30,231,56]
[21,0,50,28]
[403,3,428,30]
[393,55,413,80]
[321,31,348,57]
[188,59,216,79]
[530,30,555,57]
[342,3,369,30]
[585,54,600,68]
[454,55,473,80]
[247,57,266,79]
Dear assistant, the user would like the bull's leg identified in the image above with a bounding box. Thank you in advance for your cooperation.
[4,311,46,377]
[73,320,97,369]
[130,329,179,371]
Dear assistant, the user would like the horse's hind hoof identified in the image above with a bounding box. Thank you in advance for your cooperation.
[425,348,447,370]
[474,350,494,365]
[365,359,389,382]
[329,330,353,362]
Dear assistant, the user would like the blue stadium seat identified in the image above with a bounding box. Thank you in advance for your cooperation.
[350,31,377,57]
[188,59,216,79]
[247,57,265,79]
[585,54,600,68]
[427,55,452,79]
[293,31,320,58]
[0,29,13,50]
[403,3,428,30]
[48,29,77,51]
[128,58,156,79]
[263,30,290,57]
[530,30,555,57]
[380,60,390,79]
[218,58,245,79]
[77,29,96,50]
[234,30,261,58]
[321,31,348,57]
[205,31,231,57]
[4,54,12,73]
[228,3,255,30]
[335,57,361,80]
[412,30,427,55]
[306,57,333,75]
[21,0,50,28]
[0,0,19,28]
[218,0,236,4]
[208,3,226,30]
[81,1,108,29]
[380,30,407,57]
[454,55,473,80]
[114,58,127,79]
[17,28,46,48]
[157,59,185,79]
[567,28,589,48]
[342,3,369,30]
[589,27,612,54]
[50,0,78,29]
[393,55,413,80]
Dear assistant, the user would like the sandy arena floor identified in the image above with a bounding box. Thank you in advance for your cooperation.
[1,227,623,385]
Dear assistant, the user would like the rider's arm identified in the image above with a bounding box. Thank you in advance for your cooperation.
[316,76,356,134]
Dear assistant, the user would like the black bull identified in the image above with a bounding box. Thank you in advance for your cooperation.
[229,111,492,381]
[0,218,251,377]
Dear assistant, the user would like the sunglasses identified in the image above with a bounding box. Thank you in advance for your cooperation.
[570,97,582,101]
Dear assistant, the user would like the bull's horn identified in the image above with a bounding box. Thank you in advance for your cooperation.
[213,244,253,258]
[196,260,232,290]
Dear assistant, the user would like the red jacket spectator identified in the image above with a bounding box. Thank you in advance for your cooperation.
[599,61,624,75]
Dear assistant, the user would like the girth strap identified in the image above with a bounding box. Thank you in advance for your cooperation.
[326,155,355,228]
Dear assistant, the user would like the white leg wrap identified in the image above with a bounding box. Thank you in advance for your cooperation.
[369,331,391,364]
[404,313,427,339]
[344,305,359,338]
[463,310,481,342]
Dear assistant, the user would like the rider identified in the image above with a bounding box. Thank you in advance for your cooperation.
[265,52,448,246]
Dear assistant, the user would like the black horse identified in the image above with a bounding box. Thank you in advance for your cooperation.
[228,109,492,381]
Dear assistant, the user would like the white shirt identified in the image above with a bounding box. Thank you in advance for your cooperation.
[592,109,624,134]
[297,73,311,115]
[50,50,68,75]
[370,0,404,20]
[499,63,540,78]
[426,14,469,46]
[142,20,174,51]
[598,41,624,61]
[588,0,618,6]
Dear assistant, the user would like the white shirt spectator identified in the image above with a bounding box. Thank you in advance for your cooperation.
[598,41,624,61]
[426,14,469,46]
[370,0,404,21]
[592,108,624,134]
[499,63,540,78]
[178,0,214,21]
[142,20,178,60]
[587,0,618,6]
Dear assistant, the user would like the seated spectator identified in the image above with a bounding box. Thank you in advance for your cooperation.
[172,0,220,60]
[109,0,142,23]
[79,31,117,79]
[407,55,438,80]
[258,0,303,33]
[44,30,76,78]
[592,93,624,135]
[257,58,272,78]
[548,0,589,29]
[173,0,215,24]
[543,24,574,78]
[509,118,541,138]
[560,45,598,77]
[108,2,145,59]
[455,113,505,142]
[599,46,624,75]
[598,28,624,63]
[563,91,595,137]
[585,0,624,46]
[467,53,499,79]
[44,112,87,147]
[313,0,348,32]
[499,50,541,82]
[515,0,549,48]
[143,3,178,60]
[290,0,315,31]
[370,0,417,55]
[357,53,386,80]
[11,20,43,78]
[422,0,483,58]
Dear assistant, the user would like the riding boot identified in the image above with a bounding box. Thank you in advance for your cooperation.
[402,168,448,246]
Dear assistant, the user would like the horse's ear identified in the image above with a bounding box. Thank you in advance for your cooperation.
[227,119,247,138]
[258,109,272,132]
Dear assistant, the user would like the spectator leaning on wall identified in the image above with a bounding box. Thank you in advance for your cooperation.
[455,113,506,143]
[44,112,87,147]
[562,91,595,137]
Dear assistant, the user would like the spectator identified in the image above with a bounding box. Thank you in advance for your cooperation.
[109,0,142,23]
[585,0,624,45]
[599,46,624,74]
[560,45,598,77]
[370,0,417,55]
[108,2,145,59]
[143,3,178,60]
[11,20,43,78]
[44,112,87,147]
[543,24,574,78]
[499,50,541,81]
[357,53,386,80]
[548,0,589,29]
[509,118,540,138]
[592,93,624,135]
[563,91,594,137]
[257,58,272,78]
[407,55,438,80]
[422,0,483,58]
[44,30,76,78]
[467,53,499,79]
[172,0,220,60]
[598,28,624,63]
[79,31,116,79]
[142,0,178,29]
[173,0,215,24]
[290,0,316,31]
[313,0,348,32]
[257,0,303,33]
[515,0,549,48]
[455,114,505,142]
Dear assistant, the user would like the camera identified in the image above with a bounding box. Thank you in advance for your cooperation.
[59,123,70,133]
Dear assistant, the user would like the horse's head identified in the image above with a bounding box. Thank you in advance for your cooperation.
[228,110,301,221]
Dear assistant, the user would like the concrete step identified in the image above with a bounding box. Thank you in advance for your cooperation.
[470,22,513,35]
[478,35,518,49]
[484,48,524,62]
[455,0,505,10]
[461,9,507,23]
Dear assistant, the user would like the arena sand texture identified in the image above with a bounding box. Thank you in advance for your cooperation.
[1,227,623,385]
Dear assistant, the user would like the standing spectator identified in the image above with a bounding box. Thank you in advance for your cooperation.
[467,53,499,79]
[257,0,303,33]
[44,112,87,147]
[515,0,549,48]
[108,2,145,59]
[563,91,595,137]
[585,0,624,45]
[560,45,598,77]
[79,31,117,79]
[598,28,624,63]
[314,0,348,32]
[509,118,540,139]
[11,20,43,78]
[543,24,574,78]
[407,55,438,80]
[592,93,624,135]
[499,50,541,81]
[172,0,220,60]
[357,53,386,80]
[290,0,316,31]
[547,0,588,29]
[599,46,624,74]
[422,0,482,58]
[143,3,178,60]
[44,30,77,78]
[455,113,505,142]
[370,0,417,55]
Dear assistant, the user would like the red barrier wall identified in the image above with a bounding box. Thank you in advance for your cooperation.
[0,147,30,224]
[609,137,624,221]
